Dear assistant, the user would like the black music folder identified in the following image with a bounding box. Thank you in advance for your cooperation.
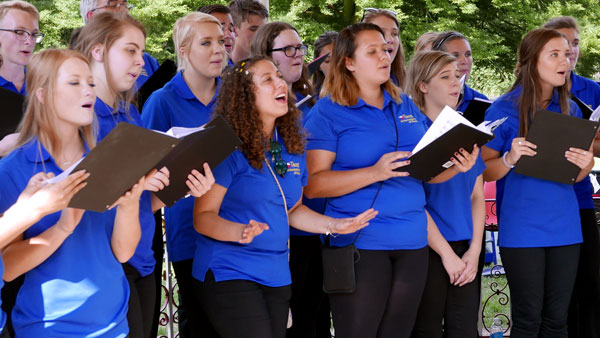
[154,115,242,207]
[137,59,177,110]
[395,106,503,181]
[514,109,599,185]
[308,52,329,76]
[460,97,492,126]
[67,123,179,212]
[571,95,594,120]
[0,87,25,139]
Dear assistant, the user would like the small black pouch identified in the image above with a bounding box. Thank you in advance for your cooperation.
[321,237,360,294]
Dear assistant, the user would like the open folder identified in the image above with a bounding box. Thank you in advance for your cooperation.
[0,87,25,140]
[396,106,505,181]
[47,115,241,211]
[514,109,599,185]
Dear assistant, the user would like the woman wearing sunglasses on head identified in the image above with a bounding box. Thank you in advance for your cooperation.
[191,56,377,338]
[481,28,593,338]
[304,23,477,338]
[405,50,485,338]
[431,31,488,113]
[542,16,600,338]
[361,7,406,88]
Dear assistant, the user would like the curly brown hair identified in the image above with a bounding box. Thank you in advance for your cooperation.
[215,56,306,170]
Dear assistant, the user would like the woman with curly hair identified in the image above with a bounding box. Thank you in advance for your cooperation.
[191,56,377,338]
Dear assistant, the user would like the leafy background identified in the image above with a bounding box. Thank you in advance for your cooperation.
[29,0,600,98]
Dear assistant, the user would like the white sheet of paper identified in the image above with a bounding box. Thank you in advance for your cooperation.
[165,125,206,138]
[41,158,84,186]
[296,94,312,108]
[589,105,600,122]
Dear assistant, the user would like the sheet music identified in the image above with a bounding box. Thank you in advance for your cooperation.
[589,105,600,122]
[296,94,312,108]
[165,125,206,138]
[412,106,506,155]
[42,158,84,185]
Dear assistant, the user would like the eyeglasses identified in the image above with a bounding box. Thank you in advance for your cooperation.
[269,140,288,177]
[0,29,44,43]
[270,44,308,58]
[92,0,134,12]
[361,8,397,22]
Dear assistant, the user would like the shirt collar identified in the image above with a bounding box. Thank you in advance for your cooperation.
[350,89,393,110]
[0,74,26,95]
[462,84,475,102]
[570,71,586,92]
[94,98,130,117]
[24,136,91,164]
[173,71,222,106]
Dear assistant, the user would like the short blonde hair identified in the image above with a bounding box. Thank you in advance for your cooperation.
[0,1,39,22]
[405,50,457,111]
[173,12,223,71]
[414,32,439,53]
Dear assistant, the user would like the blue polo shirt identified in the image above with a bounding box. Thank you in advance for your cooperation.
[135,53,161,90]
[423,117,486,242]
[305,92,429,250]
[141,71,220,262]
[484,86,583,248]
[193,144,307,287]
[0,74,26,95]
[570,72,600,210]
[95,99,156,277]
[456,84,488,113]
[0,138,129,337]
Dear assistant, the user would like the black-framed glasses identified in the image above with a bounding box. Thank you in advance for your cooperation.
[270,44,308,58]
[92,0,134,12]
[361,7,398,22]
[269,140,288,177]
[0,29,44,43]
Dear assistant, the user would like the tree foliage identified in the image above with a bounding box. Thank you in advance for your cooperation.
[28,0,600,97]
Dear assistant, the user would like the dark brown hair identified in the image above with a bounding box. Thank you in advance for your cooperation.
[509,28,571,137]
[361,9,406,88]
[228,0,268,27]
[312,31,338,92]
[432,31,467,52]
[215,57,305,169]
[73,12,146,113]
[250,21,314,101]
[323,22,400,106]
[198,4,231,15]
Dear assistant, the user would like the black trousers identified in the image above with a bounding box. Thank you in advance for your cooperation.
[193,270,292,338]
[287,235,331,338]
[568,208,600,338]
[172,259,218,338]
[0,276,23,337]
[328,247,429,338]
[501,244,580,338]
[123,262,156,338]
[411,241,480,338]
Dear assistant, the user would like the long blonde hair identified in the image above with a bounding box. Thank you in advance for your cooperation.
[73,12,146,113]
[16,49,96,159]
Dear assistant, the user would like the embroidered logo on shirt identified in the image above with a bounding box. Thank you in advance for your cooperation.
[399,114,418,123]
[140,69,148,77]
[287,161,301,175]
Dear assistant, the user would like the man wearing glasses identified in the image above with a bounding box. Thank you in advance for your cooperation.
[79,0,160,89]
[0,0,41,96]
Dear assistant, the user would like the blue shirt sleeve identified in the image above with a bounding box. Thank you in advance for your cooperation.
[0,169,21,214]
[213,152,239,189]
[305,102,337,152]
[141,92,171,132]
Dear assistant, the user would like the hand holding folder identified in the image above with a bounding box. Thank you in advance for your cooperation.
[47,115,241,211]
[514,109,598,184]
[397,106,505,181]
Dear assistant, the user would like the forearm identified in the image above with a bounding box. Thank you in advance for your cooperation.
[304,167,379,199]
[428,166,459,184]
[483,157,511,182]
[151,194,165,213]
[426,212,454,259]
[2,225,71,281]
[111,203,141,263]
[194,211,248,242]
[469,197,485,255]
[288,204,332,234]
[0,205,44,249]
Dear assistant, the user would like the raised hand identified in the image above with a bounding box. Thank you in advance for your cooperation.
[565,147,594,170]
[505,137,537,166]
[144,167,170,192]
[451,144,479,172]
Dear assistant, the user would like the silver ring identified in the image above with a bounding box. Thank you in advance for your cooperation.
[518,141,522,145]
